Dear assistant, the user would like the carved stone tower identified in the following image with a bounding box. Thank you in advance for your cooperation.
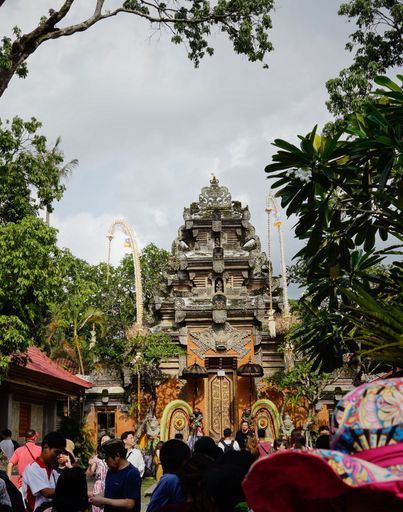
[155,177,284,440]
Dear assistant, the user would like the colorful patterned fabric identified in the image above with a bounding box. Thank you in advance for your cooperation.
[243,378,403,512]
[313,449,403,486]
[331,377,403,454]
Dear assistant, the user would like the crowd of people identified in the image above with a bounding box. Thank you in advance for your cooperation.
[0,376,401,512]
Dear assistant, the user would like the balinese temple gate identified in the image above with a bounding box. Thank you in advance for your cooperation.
[154,177,284,441]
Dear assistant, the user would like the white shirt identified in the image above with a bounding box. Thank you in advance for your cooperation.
[218,439,240,452]
[127,448,145,477]
[0,439,14,460]
[22,459,59,511]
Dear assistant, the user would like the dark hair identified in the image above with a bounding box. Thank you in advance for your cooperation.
[215,450,255,472]
[257,428,266,439]
[194,436,222,460]
[1,429,11,438]
[315,435,330,449]
[293,435,306,449]
[223,428,232,437]
[319,425,330,433]
[246,437,259,460]
[240,420,249,426]
[205,463,248,512]
[42,432,66,450]
[25,429,37,439]
[58,449,76,464]
[174,433,184,440]
[120,431,135,442]
[102,439,127,459]
[53,467,88,512]
[160,439,190,474]
[179,453,213,510]
[273,438,287,451]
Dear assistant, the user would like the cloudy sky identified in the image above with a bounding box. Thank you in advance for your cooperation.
[0,1,354,297]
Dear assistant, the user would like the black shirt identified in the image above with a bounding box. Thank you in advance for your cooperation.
[235,430,253,450]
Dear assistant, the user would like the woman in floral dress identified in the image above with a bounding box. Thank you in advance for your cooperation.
[86,435,110,512]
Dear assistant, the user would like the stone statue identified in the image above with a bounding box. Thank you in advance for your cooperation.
[187,408,204,451]
[215,278,224,293]
[146,415,160,438]
[241,409,255,428]
[281,413,294,439]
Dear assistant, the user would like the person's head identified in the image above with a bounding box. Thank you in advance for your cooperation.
[155,441,164,452]
[194,436,222,460]
[293,435,306,450]
[205,463,249,512]
[41,432,66,465]
[99,434,111,446]
[246,437,259,460]
[257,428,266,440]
[120,431,135,449]
[53,466,88,512]
[316,434,330,449]
[25,429,39,442]
[179,453,213,504]
[273,438,287,451]
[174,433,184,441]
[223,428,232,438]
[1,429,11,439]
[240,421,249,433]
[160,439,190,474]
[319,425,330,435]
[102,439,127,471]
[57,449,75,467]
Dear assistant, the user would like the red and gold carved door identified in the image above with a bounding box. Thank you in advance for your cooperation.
[208,372,235,440]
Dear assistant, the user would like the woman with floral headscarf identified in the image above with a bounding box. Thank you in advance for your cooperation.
[243,377,403,512]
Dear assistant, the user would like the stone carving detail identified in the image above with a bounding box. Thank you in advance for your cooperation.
[175,298,186,323]
[213,260,225,274]
[212,293,227,324]
[190,322,250,357]
[212,221,222,232]
[199,176,232,210]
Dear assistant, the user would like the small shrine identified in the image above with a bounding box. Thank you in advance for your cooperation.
[154,177,286,441]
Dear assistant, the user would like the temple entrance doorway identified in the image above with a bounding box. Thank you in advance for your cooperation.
[206,357,237,440]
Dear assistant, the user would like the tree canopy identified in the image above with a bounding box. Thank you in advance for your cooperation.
[0,0,275,97]
[326,0,403,119]
[0,116,76,224]
[265,76,403,371]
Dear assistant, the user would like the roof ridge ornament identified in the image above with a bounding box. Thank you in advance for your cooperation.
[199,174,232,210]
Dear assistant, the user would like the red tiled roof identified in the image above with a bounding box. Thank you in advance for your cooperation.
[22,346,92,389]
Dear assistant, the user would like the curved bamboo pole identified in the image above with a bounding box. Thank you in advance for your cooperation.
[107,219,144,329]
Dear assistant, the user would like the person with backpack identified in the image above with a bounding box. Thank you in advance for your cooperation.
[217,429,240,453]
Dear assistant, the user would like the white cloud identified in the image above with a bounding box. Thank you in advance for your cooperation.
[0,0,355,298]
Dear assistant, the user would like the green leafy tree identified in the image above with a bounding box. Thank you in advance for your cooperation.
[0,216,63,379]
[0,116,75,224]
[343,286,403,367]
[265,360,338,421]
[140,243,170,313]
[0,0,275,97]
[326,0,403,119]
[265,76,402,370]
[45,244,171,369]
[125,331,184,438]
[46,301,105,375]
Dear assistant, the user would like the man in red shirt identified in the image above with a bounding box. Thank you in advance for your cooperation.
[7,430,42,488]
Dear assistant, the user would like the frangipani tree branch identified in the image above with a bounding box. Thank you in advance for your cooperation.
[0,0,274,97]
